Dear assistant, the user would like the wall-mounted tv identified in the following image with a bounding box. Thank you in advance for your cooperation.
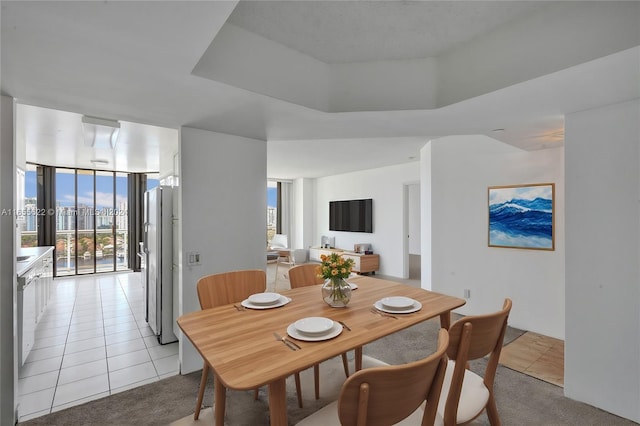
[329,198,373,233]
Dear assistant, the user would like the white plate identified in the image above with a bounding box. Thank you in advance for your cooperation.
[381,296,415,309]
[241,296,291,310]
[347,282,358,290]
[374,299,422,314]
[294,317,334,335]
[248,292,281,305]
[287,321,343,342]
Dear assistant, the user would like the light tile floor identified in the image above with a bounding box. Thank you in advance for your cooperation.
[17,272,179,422]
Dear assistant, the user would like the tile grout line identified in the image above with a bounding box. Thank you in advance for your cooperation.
[54,276,108,411]
[47,278,74,417]
[102,277,116,395]
[51,277,106,412]
[111,274,159,386]
[20,273,175,420]
[120,273,165,379]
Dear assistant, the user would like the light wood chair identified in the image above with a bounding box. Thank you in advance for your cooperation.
[296,328,450,426]
[288,263,351,400]
[193,270,304,421]
[287,262,323,288]
[438,298,512,425]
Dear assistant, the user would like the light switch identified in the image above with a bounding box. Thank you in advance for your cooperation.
[187,251,201,266]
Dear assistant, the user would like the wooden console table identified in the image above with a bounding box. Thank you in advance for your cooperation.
[309,247,380,274]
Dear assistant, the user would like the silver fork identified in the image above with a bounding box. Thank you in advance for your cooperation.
[370,307,398,320]
[338,320,351,331]
[273,332,300,351]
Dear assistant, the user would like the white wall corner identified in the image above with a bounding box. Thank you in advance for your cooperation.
[177,126,267,374]
[564,99,640,422]
[0,95,17,426]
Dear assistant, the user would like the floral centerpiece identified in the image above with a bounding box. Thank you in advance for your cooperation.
[317,252,355,307]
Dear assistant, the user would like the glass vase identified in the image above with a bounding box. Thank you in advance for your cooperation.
[321,277,352,308]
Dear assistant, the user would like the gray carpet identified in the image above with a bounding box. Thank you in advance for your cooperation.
[19,318,637,426]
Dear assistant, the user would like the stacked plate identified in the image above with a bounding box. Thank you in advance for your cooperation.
[287,316,342,341]
[241,292,291,309]
[374,296,422,314]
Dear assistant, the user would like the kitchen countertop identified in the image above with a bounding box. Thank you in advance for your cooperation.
[17,246,54,277]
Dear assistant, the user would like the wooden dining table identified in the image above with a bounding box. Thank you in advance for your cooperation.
[177,275,466,426]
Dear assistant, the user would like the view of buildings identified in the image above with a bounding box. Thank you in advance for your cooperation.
[21,170,277,274]
[20,169,130,275]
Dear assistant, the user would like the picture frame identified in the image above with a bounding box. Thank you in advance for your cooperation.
[488,183,555,250]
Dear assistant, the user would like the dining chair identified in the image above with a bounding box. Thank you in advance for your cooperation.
[437,298,512,426]
[193,269,304,420]
[288,263,351,400]
[295,328,450,426]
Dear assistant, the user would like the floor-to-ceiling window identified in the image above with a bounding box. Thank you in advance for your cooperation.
[95,170,115,273]
[267,181,278,244]
[19,164,38,248]
[52,167,130,276]
[115,172,129,271]
[76,169,95,275]
[55,168,76,276]
[147,173,159,191]
[22,164,145,276]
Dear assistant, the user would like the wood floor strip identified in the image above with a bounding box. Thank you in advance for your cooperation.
[500,331,564,387]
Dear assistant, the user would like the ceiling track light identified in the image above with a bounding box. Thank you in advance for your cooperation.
[82,115,120,149]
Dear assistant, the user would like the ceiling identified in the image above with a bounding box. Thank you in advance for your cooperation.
[1,1,638,179]
[226,1,548,63]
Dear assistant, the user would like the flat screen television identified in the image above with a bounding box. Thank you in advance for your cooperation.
[329,198,373,233]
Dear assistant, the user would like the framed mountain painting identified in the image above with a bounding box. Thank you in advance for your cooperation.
[488,183,555,250]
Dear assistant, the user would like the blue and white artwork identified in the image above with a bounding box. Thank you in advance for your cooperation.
[488,183,554,250]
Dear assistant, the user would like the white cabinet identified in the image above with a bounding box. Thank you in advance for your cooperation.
[18,266,37,366]
[309,247,380,274]
[35,252,53,322]
[17,247,54,366]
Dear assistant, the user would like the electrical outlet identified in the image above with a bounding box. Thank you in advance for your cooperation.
[187,251,201,266]
[464,289,471,299]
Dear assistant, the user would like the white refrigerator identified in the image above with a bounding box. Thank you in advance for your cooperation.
[144,186,177,344]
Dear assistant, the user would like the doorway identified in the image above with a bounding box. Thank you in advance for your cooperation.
[405,183,421,280]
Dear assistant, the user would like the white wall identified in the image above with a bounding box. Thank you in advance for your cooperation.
[0,95,17,426]
[564,99,640,422]
[315,161,420,278]
[424,136,565,338]
[292,178,315,254]
[178,127,267,373]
